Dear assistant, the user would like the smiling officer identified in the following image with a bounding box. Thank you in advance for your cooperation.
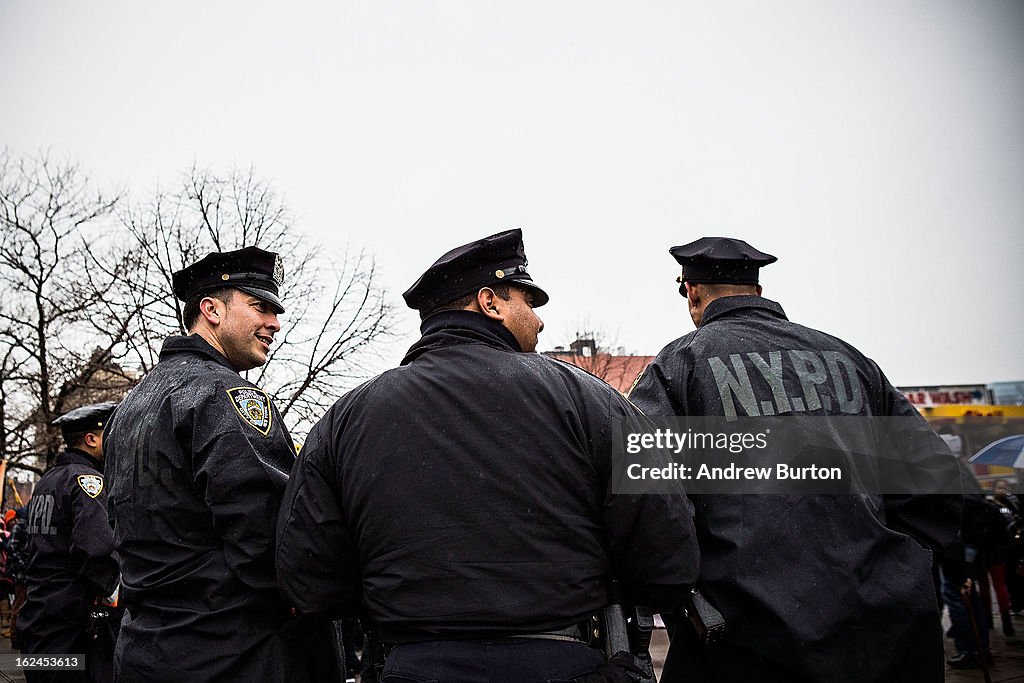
[103,247,338,682]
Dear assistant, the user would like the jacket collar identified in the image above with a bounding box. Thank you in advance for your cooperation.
[56,448,103,472]
[700,295,788,327]
[403,310,522,365]
[159,334,237,373]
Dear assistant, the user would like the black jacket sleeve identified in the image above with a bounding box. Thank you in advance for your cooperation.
[592,389,700,612]
[276,414,361,618]
[877,371,963,553]
[68,472,119,597]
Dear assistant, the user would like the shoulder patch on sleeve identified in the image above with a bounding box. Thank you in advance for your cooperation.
[77,474,104,498]
[226,386,273,436]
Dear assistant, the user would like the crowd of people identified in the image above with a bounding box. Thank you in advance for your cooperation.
[936,477,1024,670]
[0,231,993,683]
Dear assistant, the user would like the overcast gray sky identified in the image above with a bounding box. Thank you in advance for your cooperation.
[2,0,1021,386]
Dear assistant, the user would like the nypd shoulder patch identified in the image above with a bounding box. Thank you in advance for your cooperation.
[77,474,103,498]
[226,387,273,436]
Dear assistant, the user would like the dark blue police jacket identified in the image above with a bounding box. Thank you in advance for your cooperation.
[630,296,962,683]
[277,310,700,644]
[105,334,338,682]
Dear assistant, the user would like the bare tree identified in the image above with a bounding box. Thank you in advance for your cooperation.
[99,165,395,432]
[0,149,125,470]
[1,153,394,473]
[0,341,35,471]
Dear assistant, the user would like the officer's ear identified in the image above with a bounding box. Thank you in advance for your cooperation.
[755,284,763,297]
[199,296,224,326]
[685,282,700,306]
[476,288,503,321]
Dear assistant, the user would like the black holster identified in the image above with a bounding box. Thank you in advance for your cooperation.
[599,581,657,682]
[683,589,726,646]
[660,589,726,683]
[360,614,386,683]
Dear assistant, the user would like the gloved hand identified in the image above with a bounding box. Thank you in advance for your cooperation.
[573,651,649,683]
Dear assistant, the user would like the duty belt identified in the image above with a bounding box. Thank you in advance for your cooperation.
[380,614,603,650]
[503,614,601,647]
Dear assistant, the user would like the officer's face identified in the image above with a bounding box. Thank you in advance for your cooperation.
[502,286,544,352]
[218,292,282,371]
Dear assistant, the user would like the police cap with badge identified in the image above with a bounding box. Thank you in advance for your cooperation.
[403,228,549,313]
[172,246,286,314]
[670,236,776,296]
[52,401,119,439]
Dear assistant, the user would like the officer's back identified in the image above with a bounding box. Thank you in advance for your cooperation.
[278,229,699,682]
[322,329,658,637]
[630,237,962,682]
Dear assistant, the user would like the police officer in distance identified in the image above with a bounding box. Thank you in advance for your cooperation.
[276,229,700,683]
[103,247,338,682]
[19,402,121,683]
[629,237,963,682]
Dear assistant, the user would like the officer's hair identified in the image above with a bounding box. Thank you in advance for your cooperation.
[182,287,236,330]
[63,430,98,450]
[420,284,514,321]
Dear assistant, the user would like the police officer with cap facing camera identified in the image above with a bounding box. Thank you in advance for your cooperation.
[277,228,699,683]
[629,236,963,682]
[103,246,338,682]
[19,402,121,683]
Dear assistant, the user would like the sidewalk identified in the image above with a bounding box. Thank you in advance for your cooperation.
[944,611,1024,683]
[0,634,23,683]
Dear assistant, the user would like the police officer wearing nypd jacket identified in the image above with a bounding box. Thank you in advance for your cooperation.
[276,229,700,683]
[19,402,121,683]
[103,247,338,682]
[628,237,963,682]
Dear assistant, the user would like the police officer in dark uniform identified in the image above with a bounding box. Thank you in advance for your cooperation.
[629,237,963,682]
[19,402,121,683]
[276,229,700,683]
[103,247,338,682]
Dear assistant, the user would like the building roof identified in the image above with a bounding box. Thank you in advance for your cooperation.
[544,350,654,395]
